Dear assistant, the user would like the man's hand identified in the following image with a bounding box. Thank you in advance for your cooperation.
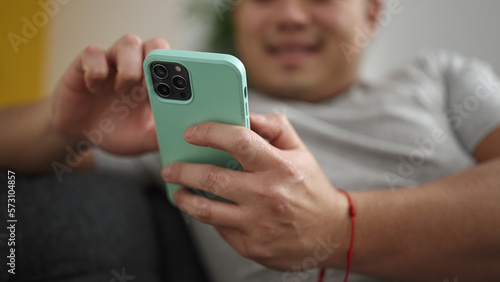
[163,113,349,271]
[0,35,169,172]
[50,34,169,155]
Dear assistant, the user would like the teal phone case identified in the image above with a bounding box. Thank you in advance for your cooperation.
[144,49,249,205]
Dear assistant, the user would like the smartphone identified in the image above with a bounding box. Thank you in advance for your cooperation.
[143,49,250,205]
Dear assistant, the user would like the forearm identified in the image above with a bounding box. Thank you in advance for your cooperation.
[0,99,94,173]
[330,159,500,281]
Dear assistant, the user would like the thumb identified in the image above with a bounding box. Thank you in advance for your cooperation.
[250,113,304,150]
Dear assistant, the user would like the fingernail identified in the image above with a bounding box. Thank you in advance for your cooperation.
[162,165,172,180]
[185,125,198,139]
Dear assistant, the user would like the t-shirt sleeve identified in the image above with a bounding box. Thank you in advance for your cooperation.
[421,50,500,153]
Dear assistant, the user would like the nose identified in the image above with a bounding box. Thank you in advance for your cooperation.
[273,0,311,31]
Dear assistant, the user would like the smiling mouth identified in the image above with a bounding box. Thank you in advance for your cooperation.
[266,41,323,66]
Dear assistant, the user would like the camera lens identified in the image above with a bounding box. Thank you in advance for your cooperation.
[153,64,168,79]
[172,75,187,90]
[156,83,171,97]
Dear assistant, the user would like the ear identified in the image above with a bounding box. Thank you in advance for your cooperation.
[366,0,383,38]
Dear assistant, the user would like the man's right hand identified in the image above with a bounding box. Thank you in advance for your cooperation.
[50,34,169,155]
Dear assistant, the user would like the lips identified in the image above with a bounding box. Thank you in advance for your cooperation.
[266,41,322,66]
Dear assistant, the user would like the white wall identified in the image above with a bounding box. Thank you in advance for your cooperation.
[363,0,500,81]
[47,0,500,93]
[46,0,211,94]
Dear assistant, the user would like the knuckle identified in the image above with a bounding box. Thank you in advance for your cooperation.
[254,221,278,240]
[200,166,219,193]
[83,44,103,56]
[195,198,212,222]
[263,186,292,216]
[88,70,107,82]
[199,167,230,196]
[273,112,289,124]
[279,159,304,183]
[201,122,217,142]
[148,37,170,49]
[87,67,107,81]
[81,46,107,81]
[120,34,142,47]
[233,128,254,153]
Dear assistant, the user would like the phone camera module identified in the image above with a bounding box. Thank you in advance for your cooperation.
[172,75,187,90]
[149,61,190,101]
[156,83,171,97]
[153,64,168,79]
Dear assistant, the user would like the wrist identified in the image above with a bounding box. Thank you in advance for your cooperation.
[45,98,84,147]
[320,187,352,269]
[44,99,94,166]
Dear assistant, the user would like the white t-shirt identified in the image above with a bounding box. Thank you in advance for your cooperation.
[95,50,500,281]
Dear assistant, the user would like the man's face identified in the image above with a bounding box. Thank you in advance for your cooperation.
[233,0,377,101]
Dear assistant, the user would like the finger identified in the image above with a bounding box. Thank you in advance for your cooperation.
[174,188,246,228]
[250,113,304,150]
[107,34,144,93]
[143,37,170,58]
[80,45,109,93]
[142,38,170,88]
[184,122,281,171]
[163,162,253,203]
[64,45,109,94]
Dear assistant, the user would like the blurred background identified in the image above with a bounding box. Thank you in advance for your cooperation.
[2,0,500,106]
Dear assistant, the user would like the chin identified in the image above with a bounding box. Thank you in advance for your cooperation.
[257,80,315,99]
[247,61,326,99]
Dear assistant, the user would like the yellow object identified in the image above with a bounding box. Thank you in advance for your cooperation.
[1,1,47,107]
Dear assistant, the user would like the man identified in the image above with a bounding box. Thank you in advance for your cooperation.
[1,0,500,281]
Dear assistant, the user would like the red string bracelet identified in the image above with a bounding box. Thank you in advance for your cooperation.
[317,189,356,282]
